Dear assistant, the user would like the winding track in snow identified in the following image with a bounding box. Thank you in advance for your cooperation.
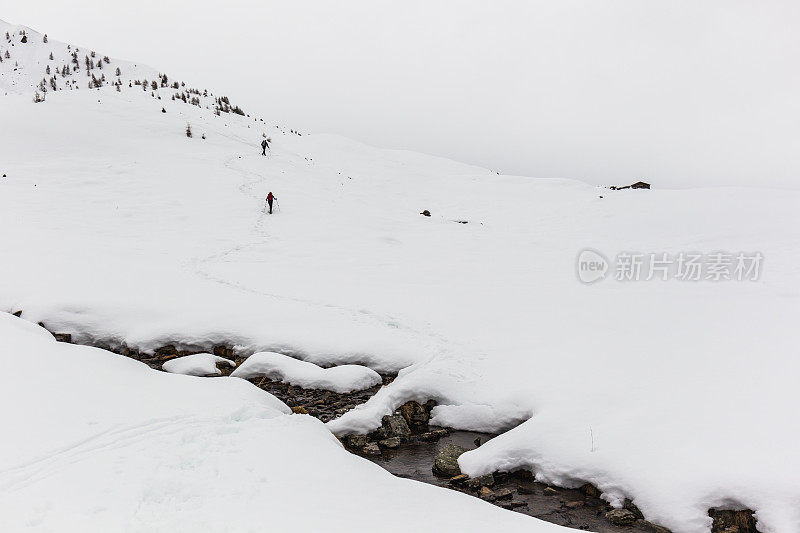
[184,143,461,363]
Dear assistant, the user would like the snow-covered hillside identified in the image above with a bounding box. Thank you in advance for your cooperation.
[0,20,246,114]
[1,21,151,95]
[2,18,800,533]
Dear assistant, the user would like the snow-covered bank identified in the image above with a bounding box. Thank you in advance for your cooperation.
[162,352,234,375]
[231,351,382,393]
[3,18,800,532]
[0,313,564,531]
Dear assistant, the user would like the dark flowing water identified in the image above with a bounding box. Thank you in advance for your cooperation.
[362,430,658,533]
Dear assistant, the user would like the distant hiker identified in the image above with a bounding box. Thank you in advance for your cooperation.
[266,192,275,214]
[261,139,269,156]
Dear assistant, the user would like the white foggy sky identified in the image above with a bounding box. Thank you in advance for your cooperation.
[5,1,800,188]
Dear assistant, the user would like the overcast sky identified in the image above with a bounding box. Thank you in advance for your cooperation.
[5,1,800,188]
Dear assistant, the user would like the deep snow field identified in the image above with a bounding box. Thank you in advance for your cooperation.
[2,19,800,533]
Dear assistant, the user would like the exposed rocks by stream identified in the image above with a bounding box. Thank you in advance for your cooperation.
[338,399,675,532]
[244,374,394,423]
[432,443,466,477]
[708,509,758,533]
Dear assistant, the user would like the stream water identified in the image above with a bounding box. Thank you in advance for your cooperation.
[359,429,657,533]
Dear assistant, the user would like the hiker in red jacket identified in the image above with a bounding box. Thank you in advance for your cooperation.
[266,192,275,214]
